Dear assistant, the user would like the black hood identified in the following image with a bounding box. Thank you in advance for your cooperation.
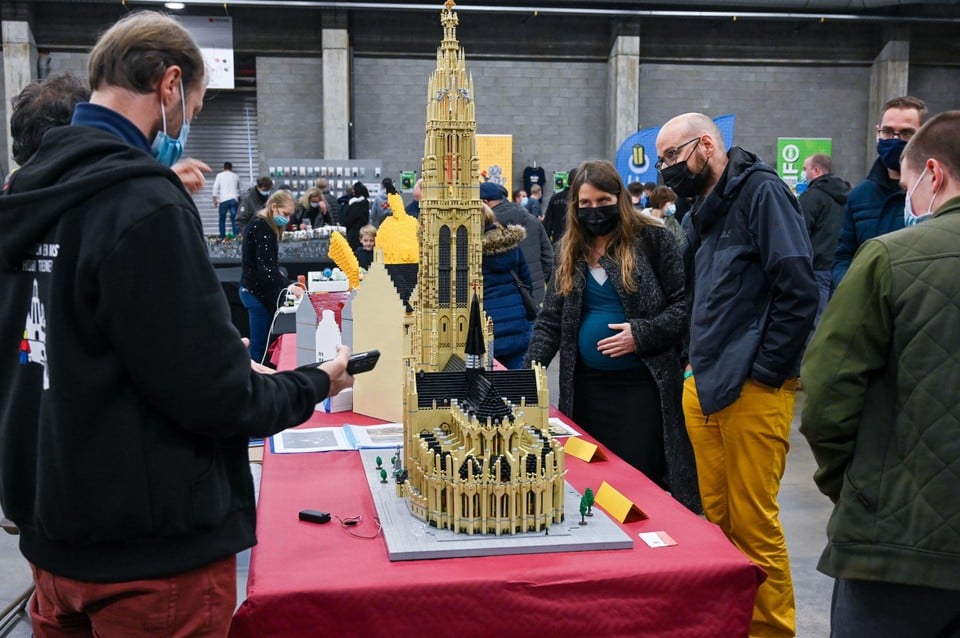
[808,174,850,205]
[0,126,182,270]
[694,146,775,233]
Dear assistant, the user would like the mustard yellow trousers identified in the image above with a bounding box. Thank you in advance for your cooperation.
[683,376,797,638]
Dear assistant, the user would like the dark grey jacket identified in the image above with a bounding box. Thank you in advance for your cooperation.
[686,147,818,414]
[236,186,269,236]
[799,173,849,271]
[524,225,700,512]
[491,201,554,304]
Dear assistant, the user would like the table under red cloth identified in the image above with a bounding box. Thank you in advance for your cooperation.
[229,337,764,638]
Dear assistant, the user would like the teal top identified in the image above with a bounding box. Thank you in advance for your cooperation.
[577,269,643,371]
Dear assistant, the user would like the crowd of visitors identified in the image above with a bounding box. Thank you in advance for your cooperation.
[0,6,957,636]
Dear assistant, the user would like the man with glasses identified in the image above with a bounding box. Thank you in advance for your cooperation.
[656,113,818,638]
[832,96,927,286]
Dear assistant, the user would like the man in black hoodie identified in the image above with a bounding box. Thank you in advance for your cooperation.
[0,12,351,636]
[799,153,850,322]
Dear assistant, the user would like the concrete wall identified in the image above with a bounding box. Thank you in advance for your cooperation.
[42,50,87,79]
[255,56,324,174]
[639,63,872,186]
[909,65,960,123]
[352,57,607,197]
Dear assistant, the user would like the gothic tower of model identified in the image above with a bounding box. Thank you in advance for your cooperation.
[414,0,483,372]
[398,1,566,536]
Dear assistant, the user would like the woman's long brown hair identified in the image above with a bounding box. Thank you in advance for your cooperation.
[553,159,660,295]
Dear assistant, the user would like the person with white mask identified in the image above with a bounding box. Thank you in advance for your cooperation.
[0,12,352,636]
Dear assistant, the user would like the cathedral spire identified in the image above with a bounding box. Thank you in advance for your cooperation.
[441,1,459,50]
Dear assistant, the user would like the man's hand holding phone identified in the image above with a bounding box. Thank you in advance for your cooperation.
[320,345,353,397]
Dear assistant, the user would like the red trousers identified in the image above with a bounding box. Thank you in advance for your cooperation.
[29,555,236,638]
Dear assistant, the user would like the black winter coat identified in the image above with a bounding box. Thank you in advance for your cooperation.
[524,225,700,512]
[799,173,849,271]
[0,125,334,583]
[343,197,370,250]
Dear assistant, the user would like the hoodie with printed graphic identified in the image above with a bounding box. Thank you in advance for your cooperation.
[0,119,334,583]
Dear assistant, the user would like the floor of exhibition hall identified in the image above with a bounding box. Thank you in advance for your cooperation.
[0,361,833,637]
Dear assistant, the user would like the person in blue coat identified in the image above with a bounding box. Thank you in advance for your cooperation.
[481,204,533,369]
[832,96,927,287]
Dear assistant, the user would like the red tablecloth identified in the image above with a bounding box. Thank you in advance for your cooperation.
[229,337,763,638]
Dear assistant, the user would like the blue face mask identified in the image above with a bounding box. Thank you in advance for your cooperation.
[151,79,189,167]
[258,189,270,197]
[877,138,907,171]
[310,202,320,208]
[274,215,289,228]
[664,202,677,217]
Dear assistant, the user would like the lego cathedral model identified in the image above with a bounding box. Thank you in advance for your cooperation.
[396,1,566,535]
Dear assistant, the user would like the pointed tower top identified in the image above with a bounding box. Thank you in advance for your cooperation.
[441,0,459,46]
[465,293,486,359]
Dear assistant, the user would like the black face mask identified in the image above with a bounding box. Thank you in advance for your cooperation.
[660,152,710,198]
[577,204,620,236]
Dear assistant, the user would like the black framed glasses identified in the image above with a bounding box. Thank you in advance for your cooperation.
[876,126,917,141]
[656,137,701,171]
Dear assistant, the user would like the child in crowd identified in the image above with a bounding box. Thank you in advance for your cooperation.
[355,224,377,269]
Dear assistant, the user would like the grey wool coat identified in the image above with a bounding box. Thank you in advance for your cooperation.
[524,224,701,512]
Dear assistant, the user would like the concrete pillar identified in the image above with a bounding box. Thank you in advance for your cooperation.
[322,28,350,160]
[867,26,910,166]
[606,34,639,161]
[3,20,37,173]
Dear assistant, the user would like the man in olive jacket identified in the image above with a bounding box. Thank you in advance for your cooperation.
[801,111,960,638]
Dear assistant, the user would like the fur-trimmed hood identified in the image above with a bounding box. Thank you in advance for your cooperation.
[482,224,525,255]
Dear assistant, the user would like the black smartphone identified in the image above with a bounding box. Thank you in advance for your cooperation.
[298,509,331,524]
[295,350,380,374]
[347,350,380,375]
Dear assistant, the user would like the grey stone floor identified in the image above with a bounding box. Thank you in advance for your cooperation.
[0,392,833,637]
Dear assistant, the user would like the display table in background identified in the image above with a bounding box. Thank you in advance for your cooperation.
[208,234,336,280]
[228,337,764,638]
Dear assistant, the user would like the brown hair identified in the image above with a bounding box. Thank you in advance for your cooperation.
[10,72,89,165]
[880,96,928,125]
[258,190,296,239]
[554,160,659,296]
[648,186,677,210]
[902,110,960,183]
[88,11,205,93]
[806,153,832,174]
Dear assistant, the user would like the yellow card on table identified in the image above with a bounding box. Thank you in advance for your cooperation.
[595,480,647,523]
[563,436,607,462]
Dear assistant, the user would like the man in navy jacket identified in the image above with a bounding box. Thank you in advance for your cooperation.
[657,112,817,638]
[832,96,927,287]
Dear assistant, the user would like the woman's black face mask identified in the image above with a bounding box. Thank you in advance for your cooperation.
[577,204,620,237]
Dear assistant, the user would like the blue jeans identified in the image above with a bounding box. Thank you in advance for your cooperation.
[240,288,271,363]
[814,269,832,326]
[219,199,238,238]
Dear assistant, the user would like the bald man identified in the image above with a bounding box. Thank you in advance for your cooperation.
[656,113,817,638]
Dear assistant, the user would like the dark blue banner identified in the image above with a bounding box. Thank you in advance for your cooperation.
[616,114,736,186]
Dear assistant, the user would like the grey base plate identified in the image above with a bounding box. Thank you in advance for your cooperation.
[359,449,633,561]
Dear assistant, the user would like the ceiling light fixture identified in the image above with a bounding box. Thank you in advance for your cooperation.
[165,2,186,9]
